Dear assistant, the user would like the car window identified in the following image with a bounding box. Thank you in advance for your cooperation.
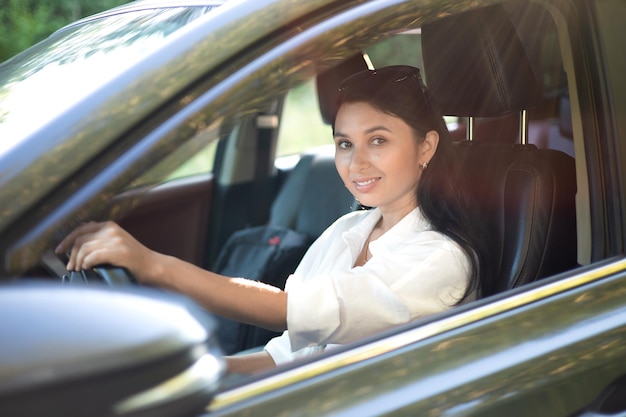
[276,79,333,160]
[0,6,216,157]
[126,116,223,189]
[366,30,423,69]
[166,140,219,180]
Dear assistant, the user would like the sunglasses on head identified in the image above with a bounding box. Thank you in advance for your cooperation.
[338,65,431,107]
[336,65,445,135]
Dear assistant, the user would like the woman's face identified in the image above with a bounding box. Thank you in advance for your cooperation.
[333,101,433,215]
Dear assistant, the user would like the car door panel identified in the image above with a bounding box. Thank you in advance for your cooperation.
[116,174,214,268]
[208,260,626,416]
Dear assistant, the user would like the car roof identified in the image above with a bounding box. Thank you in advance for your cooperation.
[55,0,229,34]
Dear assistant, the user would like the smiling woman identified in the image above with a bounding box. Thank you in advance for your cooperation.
[52,64,488,376]
[333,102,428,215]
[331,65,491,293]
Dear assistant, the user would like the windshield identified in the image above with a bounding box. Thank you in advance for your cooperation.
[0,6,217,157]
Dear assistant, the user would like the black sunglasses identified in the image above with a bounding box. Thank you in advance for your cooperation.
[336,65,445,135]
[338,65,432,111]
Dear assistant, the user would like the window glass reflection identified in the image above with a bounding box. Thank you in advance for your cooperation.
[0,7,215,156]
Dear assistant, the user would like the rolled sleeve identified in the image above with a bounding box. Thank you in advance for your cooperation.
[264,331,293,365]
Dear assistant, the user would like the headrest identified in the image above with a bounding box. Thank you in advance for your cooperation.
[422,5,540,117]
[316,54,370,124]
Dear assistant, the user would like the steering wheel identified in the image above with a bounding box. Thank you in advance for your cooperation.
[62,265,137,285]
[43,251,137,285]
[93,265,137,285]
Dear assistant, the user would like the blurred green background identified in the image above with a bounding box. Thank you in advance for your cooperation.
[0,0,129,63]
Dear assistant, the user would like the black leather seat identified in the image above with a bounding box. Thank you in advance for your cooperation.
[422,4,578,294]
[270,150,355,240]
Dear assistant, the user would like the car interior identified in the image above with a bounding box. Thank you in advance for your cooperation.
[21,0,580,364]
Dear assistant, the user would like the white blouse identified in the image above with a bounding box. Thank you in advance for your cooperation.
[264,207,471,365]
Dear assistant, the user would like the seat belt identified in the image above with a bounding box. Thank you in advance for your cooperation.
[251,113,279,226]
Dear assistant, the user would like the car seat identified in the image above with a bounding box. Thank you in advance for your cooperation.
[269,151,357,239]
[422,4,578,294]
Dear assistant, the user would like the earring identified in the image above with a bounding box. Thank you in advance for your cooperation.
[421,162,428,169]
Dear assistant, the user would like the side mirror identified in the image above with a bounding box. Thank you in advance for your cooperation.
[0,282,226,417]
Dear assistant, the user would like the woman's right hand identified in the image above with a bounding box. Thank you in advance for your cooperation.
[55,221,160,284]
[55,222,288,331]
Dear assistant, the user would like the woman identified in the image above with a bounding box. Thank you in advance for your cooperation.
[56,65,490,374]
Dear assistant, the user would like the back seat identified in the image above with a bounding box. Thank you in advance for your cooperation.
[270,150,356,240]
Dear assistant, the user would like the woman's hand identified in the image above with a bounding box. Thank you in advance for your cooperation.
[55,221,158,282]
[56,222,288,330]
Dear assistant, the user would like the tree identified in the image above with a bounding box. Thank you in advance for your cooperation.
[0,0,129,63]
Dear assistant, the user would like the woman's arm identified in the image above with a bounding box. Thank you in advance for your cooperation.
[55,221,287,331]
[154,253,287,331]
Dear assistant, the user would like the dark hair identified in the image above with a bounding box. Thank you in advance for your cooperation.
[333,65,493,302]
